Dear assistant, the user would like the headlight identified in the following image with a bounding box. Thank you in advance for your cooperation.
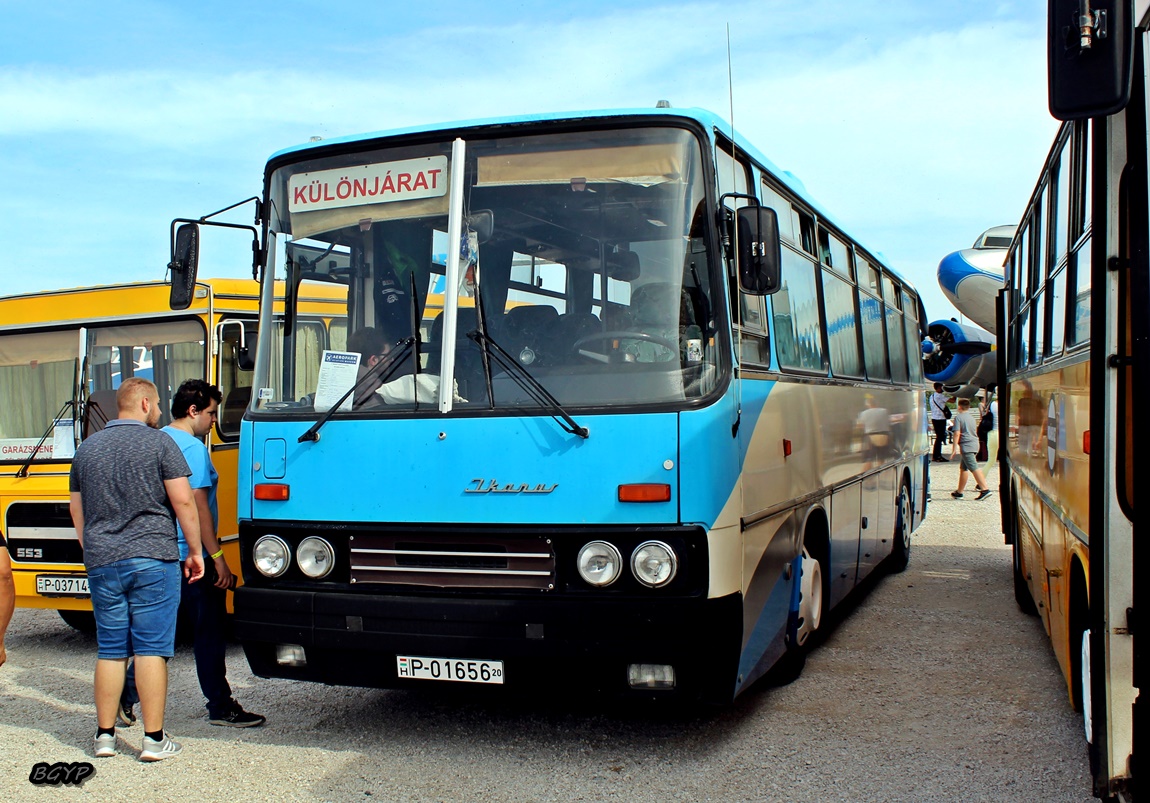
[576,541,622,587]
[296,536,335,579]
[253,534,291,578]
[631,541,677,587]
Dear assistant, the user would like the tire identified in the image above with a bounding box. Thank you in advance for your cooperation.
[1080,628,1093,744]
[794,546,824,647]
[888,482,912,573]
[771,543,827,685]
[1011,502,1038,616]
[58,609,97,633]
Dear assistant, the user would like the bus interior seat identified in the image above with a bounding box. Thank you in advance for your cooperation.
[501,305,560,364]
[83,389,118,439]
[628,282,685,362]
[425,308,478,372]
[425,308,488,401]
[554,312,601,354]
[220,386,252,431]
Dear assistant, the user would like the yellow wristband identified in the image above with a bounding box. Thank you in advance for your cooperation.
[210,549,224,560]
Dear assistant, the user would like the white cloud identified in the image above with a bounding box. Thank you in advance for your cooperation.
[0,0,1057,325]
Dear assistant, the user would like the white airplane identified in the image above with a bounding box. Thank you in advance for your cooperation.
[923,226,1013,397]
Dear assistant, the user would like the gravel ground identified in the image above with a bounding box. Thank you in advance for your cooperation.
[0,459,1094,802]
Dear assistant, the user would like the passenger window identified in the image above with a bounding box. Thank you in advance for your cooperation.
[773,250,825,373]
[1054,143,1071,268]
[885,306,909,383]
[217,320,256,439]
[1071,238,1091,345]
[759,178,795,243]
[858,289,889,381]
[1049,265,1067,355]
[793,209,816,257]
[822,269,862,377]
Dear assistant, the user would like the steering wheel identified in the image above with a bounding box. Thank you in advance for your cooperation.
[572,330,679,360]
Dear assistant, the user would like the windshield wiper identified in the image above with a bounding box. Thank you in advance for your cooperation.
[298,338,415,443]
[467,330,589,439]
[15,399,77,478]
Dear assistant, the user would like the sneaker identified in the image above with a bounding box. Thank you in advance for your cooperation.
[93,732,117,758]
[934,456,949,462]
[139,732,182,762]
[950,491,963,499]
[977,488,993,500]
[209,704,266,728]
[117,700,136,728]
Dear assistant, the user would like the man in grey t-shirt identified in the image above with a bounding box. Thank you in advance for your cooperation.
[69,378,204,761]
[949,397,992,500]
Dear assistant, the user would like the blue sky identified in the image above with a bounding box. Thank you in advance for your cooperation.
[0,0,1057,325]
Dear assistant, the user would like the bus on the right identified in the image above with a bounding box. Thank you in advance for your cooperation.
[1000,2,1144,798]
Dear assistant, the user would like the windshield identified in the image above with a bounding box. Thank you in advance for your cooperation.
[0,320,206,464]
[258,124,723,415]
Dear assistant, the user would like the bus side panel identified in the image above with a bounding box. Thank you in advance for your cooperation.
[679,389,743,601]
[735,510,800,693]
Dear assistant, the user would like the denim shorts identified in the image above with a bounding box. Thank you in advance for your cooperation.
[959,452,979,472]
[87,558,181,660]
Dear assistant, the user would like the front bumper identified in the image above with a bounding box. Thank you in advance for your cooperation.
[235,586,742,702]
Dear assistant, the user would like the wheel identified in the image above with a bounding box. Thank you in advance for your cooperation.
[1011,502,1038,616]
[58,609,96,632]
[771,543,827,685]
[1080,628,1093,744]
[572,330,678,361]
[794,547,824,647]
[887,482,912,573]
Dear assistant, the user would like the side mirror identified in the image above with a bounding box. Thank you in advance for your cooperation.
[736,206,781,295]
[169,223,200,310]
[466,209,495,244]
[1048,0,1133,120]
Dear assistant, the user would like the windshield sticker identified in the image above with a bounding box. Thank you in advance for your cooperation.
[289,156,448,214]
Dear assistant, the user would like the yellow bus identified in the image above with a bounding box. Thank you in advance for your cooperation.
[1000,3,1147,797]
[0,279,346,628]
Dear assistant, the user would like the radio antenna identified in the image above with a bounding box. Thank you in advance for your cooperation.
[726,22,743,435]
[726,23,736,143]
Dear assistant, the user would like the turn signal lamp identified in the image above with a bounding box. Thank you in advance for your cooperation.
[618,483,671,503]
[254,483,290,501]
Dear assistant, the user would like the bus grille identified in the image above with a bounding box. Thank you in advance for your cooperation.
[349,534,555,590]
[4,502,83,565]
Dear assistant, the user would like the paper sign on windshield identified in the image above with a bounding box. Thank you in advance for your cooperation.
[313,350,361,412]
[289,156,448,213]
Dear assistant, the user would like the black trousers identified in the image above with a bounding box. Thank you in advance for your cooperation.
[932,418,948,458]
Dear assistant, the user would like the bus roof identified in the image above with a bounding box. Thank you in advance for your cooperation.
[0,278,345,331]
[268,107,917,298]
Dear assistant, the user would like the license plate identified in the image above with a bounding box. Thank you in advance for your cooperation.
[36,575,90,597]
[396,655,504,685]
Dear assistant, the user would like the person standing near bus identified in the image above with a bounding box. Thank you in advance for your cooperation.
[950,397,992,500]
[930,382,951,462]
[0,534,13,667]
[120,380,266,729]
[68,377,204,762]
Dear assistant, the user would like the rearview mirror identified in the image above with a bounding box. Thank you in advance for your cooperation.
[169,223,200,310]
[467,209,494,244]
[736,207,781,295]
[1048,0,1133,119]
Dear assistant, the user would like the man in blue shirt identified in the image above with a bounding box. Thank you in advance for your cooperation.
[122,380,265,729]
